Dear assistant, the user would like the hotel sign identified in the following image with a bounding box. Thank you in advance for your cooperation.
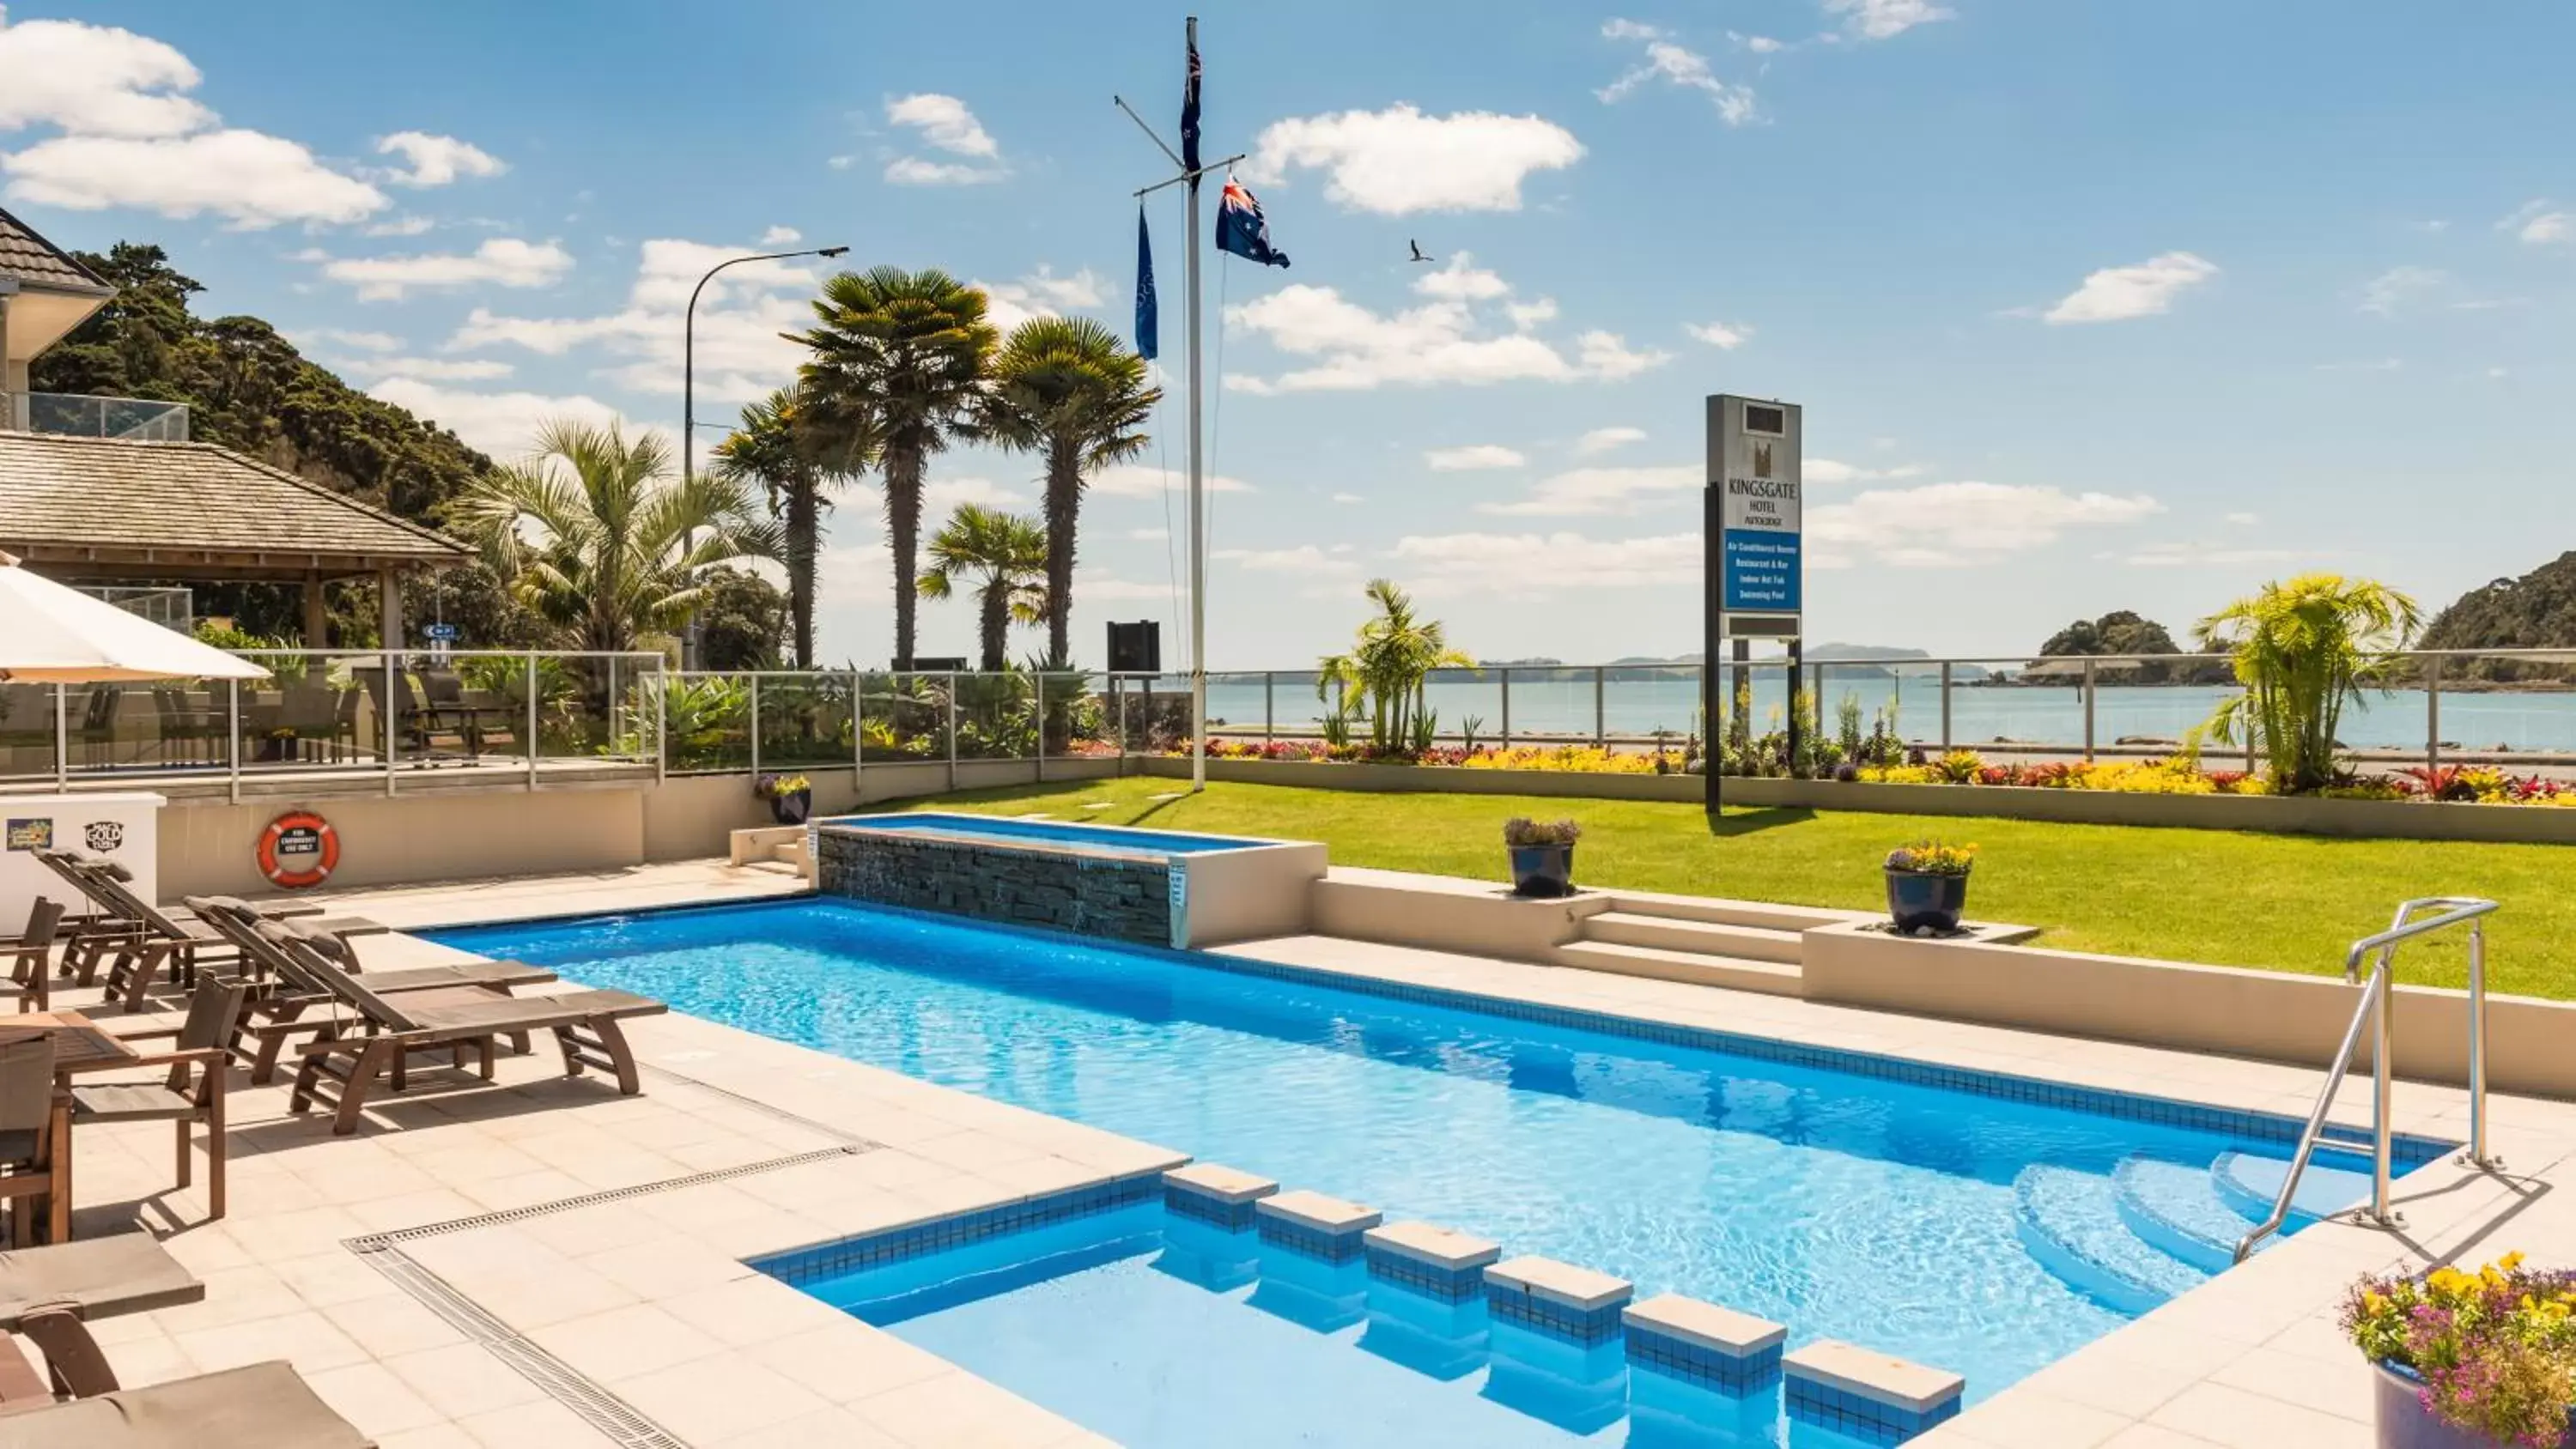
[1707,395,1802,621]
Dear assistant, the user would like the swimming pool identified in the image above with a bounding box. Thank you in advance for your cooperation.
[432,898,2438,1404]
[819,810,1275,854]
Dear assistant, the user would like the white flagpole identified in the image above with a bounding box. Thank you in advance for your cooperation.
[1184,20,1206,794]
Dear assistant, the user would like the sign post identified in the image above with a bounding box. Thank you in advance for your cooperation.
[1704,395,1803,814]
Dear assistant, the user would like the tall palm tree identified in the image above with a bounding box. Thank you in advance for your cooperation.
[449,418,779,654]
[969,316,1160,669]
[918,504,1049,673]
[793,267,994,669]
[1315,578,1473,756]
[710,386,856,669]
[2194,573,2423,794]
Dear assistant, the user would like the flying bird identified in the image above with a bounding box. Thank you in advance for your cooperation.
[1408,239,1433,263]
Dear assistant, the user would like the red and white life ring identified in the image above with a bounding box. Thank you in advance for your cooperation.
[258,811,339,889]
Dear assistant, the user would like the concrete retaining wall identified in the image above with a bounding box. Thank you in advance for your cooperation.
[1133,755,2576,844]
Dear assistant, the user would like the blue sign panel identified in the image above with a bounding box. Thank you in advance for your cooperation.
[1722,530,1801,612]
[423,623,459,642]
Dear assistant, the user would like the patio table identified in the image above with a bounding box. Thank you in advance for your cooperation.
[0,1012,139,1243]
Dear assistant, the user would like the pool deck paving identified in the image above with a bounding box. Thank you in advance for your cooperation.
[40,857,2576,1449]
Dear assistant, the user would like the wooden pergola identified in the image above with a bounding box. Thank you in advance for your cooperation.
[0,432,473,645]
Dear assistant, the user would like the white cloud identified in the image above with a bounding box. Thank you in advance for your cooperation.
[1479,464,1698,516]
[375,131,504,187]
[2519,213,2568,244]
[886,94,998,157]
[299,327,402,353]
[1576,330,1672,379]
[1808,482,2160,567]
[1242,103,1583,215]
[0,13,212,137]
[1331,492,1364,504]
[1576,426,1646,455]
[2359,265,2447,316]
[348,356,515,382]
[2497,199,2568,245]
[2041,252,2218,324]
[975,265,1110,332]
[759,225,802,246]
[1413,253,1510,300]
[1806,458,1926,484]
[2316,357,2402,373]
[1686,320,1753,349]
[1598,21,1759,126]
[315,237,574,301]
[367,377,661,459]
[1425,444,1527,471]
[1392,530,1704,596]
[1825,0,1955,40]
[1212,545,1359,576]
[1226,273,1667,392]
[923,476,1030,516]
[3,129,386,227]
[884,156,1006,186]
[1091,464,1252,498]
[2223,512,2262,526]
[2126,543,2302,569]
[444,238,829,403]
[1505,298,1558,329]
[1125,526,1169,541]
[1738,33,1787,54]
[362,214,434,238]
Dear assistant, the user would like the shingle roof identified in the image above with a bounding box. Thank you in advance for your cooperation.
[0,433,472,579]
[0,206,112,294]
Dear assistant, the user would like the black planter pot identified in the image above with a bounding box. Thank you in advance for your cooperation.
[1510,843,1576,898]
[1885,869,1968,934]
[769,791,811,827]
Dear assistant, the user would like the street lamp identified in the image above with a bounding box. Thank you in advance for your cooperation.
[680,244,849,668]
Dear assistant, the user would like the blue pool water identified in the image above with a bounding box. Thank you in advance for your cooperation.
[820,810,1270,853]
[433,899,2433,1404]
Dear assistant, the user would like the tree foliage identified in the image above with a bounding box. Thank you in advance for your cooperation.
[2416,551,2576,683]
[1316,579,1473,757]
[695,567,792,671]
[2194,574,2423,794]
[711,386,846,669]
[918,504,1048,673]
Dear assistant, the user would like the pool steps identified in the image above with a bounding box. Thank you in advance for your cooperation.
[1552,895,1837,998]
[1193,1166,1965,1442]
[2014,1165,2206,1316]
[2212,1146,2374,1223]
[2016,1145,2368,1315]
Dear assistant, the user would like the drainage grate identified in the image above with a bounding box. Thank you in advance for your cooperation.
[345,1143,871,1248]
[356,1242,690,1449]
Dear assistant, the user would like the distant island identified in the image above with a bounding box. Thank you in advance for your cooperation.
[2418,551,2576,687]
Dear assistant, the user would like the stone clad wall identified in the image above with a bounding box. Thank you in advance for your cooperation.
[815,828,1176,947]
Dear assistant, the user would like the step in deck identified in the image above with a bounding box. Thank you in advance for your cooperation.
[1601,891,1869,935]
[1552,940,1804,997]
[1583,912,1801,963]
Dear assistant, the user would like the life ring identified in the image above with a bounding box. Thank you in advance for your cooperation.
[258,811,339,889]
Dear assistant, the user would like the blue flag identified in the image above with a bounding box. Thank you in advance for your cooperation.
[1214,175,1291,269]
[1134,206,1159,361]
[1180,29,1202,176]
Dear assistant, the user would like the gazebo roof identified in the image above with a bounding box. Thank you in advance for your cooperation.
[0,433,474,581]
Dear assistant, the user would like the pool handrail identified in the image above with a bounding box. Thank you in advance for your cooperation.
[2233,896,2498,1264]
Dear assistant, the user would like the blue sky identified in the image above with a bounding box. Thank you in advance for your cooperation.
[3,2,2571,667]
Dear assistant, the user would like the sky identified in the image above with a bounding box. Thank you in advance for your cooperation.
[2,1,2571,669]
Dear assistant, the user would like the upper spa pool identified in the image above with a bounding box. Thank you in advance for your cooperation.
[817,810,1275,855]
[431,898,2438,1405]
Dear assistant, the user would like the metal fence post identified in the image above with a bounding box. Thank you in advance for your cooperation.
[2081,658,2097,763]
[1034,671,1047,783]
[383,651,398,797]
[1939,662,1953,752]
[606,655,619,760]
[653,661,668,785]
[1264,671,1275,743]
[52,685,67,790]
[2426,656,2443,776]
[946,673,959,791]
[1594,665,1607,747]
[523,653,538,792]
[1498,669,1512,749]
[227,677,241,804]
[748,675,762,777]
[851,670,865,788]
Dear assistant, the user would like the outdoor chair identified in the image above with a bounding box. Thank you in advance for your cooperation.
[0,1361,371,1446]
[273,927,665,1136]
[25,853,149,983]
[0,1039,56,1249]
[0,1233,204,1406]
[70,978,245,1222]
[34,855,239,1010]
[421,668,519,757]
[7,903,61,1014]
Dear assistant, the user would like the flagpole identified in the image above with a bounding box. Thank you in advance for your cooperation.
[1183,15,1206,794]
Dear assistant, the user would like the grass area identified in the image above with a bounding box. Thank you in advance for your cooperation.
[872,776,2576,999]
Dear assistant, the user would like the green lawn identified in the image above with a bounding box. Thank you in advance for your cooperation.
[874,776,2576,998]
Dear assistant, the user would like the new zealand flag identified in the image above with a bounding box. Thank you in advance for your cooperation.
[1180,32,1202,176]
[1214,176,1290,269]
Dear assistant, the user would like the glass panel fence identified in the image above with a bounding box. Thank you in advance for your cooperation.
[0,682,52,783]
[1037,672,1119,760]
[1202,671,1269,740]
[1501,668,1597,746]
[860,672,949,763]
[664,671,753,773]
[754,673,855,770]
[953,672,1036,761]
[1419,668,1501,751]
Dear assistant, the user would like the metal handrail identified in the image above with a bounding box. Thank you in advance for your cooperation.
[2234,896,2499,1263]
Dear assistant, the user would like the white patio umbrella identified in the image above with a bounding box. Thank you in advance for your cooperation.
[0,551,270,683]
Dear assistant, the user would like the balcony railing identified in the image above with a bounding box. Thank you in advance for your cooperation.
[3,391,191,442]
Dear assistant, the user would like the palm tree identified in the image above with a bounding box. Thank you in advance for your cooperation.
[710,386,854,669]
[918,504,1049,673]
[2194,573,2423,794]
[793,267,994,669]
[969,316,1160,669]
[449,418,779,655]
[1315,578,1474,756]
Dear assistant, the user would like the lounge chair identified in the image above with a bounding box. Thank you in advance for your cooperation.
[6,903,61,1014]
[70,978,244,1222]
[276,929,665,1135]
[0,1233,205,1404]
[183,899,559,1083]
[27,856,237,1011]
[0,1361,371,1446]
[0,1039,56,1248]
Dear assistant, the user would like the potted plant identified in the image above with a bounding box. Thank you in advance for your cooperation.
[1504,817,1581,898]
[1882,840,1975,934]
[2343,1253,2576,1447]
[754,773,812,826]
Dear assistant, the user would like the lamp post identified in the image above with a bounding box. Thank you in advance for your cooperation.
[681,244,849,668]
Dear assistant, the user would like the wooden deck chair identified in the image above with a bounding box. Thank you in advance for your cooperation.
[0,1360,371,1446]
[7,903,62,1014]
[71,979,244,1221]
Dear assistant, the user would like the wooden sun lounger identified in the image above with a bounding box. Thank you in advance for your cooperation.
[0,1234,205,1409]
[32,854,242,1010]
[0,1361,371,1447]
[271,931,665,1135]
